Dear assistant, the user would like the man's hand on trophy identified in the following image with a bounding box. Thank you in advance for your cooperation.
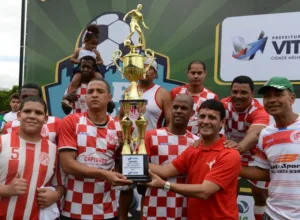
[105,171,133,186]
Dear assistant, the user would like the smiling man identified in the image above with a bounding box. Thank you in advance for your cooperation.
[147,99,241,220]
[240,77,300,220]
[142,94,199,219]
[221,75,270,219]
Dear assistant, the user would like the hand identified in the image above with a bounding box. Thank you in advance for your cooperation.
[36,187,59,209]
[6,172,27,196]
[105,171,133,186]
[223,140,239,149]
[64,91,78,103]
[145,170,165,189]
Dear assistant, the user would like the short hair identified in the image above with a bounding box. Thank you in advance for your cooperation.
[80,55,97,69]
[231,75,254,92]
[198,99,225,120]
[21,83,43,98]
[19,96,47,114]
[10,93,20,101]
[88,78,111,93]
[187,60,206,71]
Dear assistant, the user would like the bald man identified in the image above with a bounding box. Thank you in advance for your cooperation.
[142,94,199,219]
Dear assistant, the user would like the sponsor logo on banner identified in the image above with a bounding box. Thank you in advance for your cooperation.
[218,12,300,83]
[237,195,254,220]
[43,12,182,118]
[232,31,268,60]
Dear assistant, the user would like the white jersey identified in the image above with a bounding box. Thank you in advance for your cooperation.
[254,115,300,219]
[78,48,97,60]
[129,84,163,133]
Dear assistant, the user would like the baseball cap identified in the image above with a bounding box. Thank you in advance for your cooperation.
[258,76,294,94]
[144,58,157,72]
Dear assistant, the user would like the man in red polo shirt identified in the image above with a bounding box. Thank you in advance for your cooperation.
[147,99,241,220]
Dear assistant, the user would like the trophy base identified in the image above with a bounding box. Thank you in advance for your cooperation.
[120,154,151,183]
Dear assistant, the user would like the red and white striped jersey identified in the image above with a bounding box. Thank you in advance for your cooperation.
[2,116,62,144]
[254,116,300,219]
[58,113,122,219]
[170,85,218,135]
[66,83,88,114]
[222,97,270,166]
[143,127,199,219]
[0,132,61,220]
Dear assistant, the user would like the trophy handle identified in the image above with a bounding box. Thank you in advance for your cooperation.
[143,49,155,78]
[112,50,124,79]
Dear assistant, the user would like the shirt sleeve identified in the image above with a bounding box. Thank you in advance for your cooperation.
[170,88,177,100]
[58,115,78,151]
[171,147,192,175]
[204,149,241,189]
[250,107,270,126]
[253,131,270,169]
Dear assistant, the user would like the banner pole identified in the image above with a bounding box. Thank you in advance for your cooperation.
[18,0,26,90]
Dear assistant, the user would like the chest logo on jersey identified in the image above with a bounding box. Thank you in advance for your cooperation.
[290,130,300,143]
[207,159,216,170]
[41,125,49,137]
[106,133,119,145]
[39,152,50,166]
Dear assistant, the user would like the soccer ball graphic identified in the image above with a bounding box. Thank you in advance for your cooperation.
[78,13,139,73]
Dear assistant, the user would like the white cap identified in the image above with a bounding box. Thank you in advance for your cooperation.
[144,58,157,72]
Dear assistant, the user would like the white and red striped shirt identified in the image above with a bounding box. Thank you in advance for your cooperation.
[143,127,199,219]
[222,97,270,166]
[254,116,300,219]
[170,85,218,135]
[0,132,61,220]
[2,116,62,144]
[58,113,122,219]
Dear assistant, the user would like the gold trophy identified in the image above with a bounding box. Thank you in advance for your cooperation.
[112,4,154,182]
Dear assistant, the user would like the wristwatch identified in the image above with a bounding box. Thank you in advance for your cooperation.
[163,181,171,192]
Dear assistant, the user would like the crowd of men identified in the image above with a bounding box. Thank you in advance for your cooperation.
[0,55,299,220]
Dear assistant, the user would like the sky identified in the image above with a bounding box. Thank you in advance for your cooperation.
[0,0,22,90]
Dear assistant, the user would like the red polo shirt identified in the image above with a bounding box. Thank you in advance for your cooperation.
[172,135,241,220]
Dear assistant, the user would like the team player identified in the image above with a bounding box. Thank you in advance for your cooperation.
[0,93,20,131]
[170,60,218,135]
[222,76,270,220]
[0,96,65,219]
[61,56,115,115]
[146,99,241,220]
[59,78,132,220]
[240,77,300,220]
[142,94,199,219]
[2,83,62,144]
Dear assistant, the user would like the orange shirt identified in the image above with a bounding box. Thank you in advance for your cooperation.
[172,135,241,220]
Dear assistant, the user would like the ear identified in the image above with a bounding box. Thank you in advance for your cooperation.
[44,115,48,124]
[17,111,21,120]
[109,93,112,101]
[220,118,225,129]
[291,92,296,104]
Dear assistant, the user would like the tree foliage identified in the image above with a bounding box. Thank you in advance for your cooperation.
[0,85,19,113]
